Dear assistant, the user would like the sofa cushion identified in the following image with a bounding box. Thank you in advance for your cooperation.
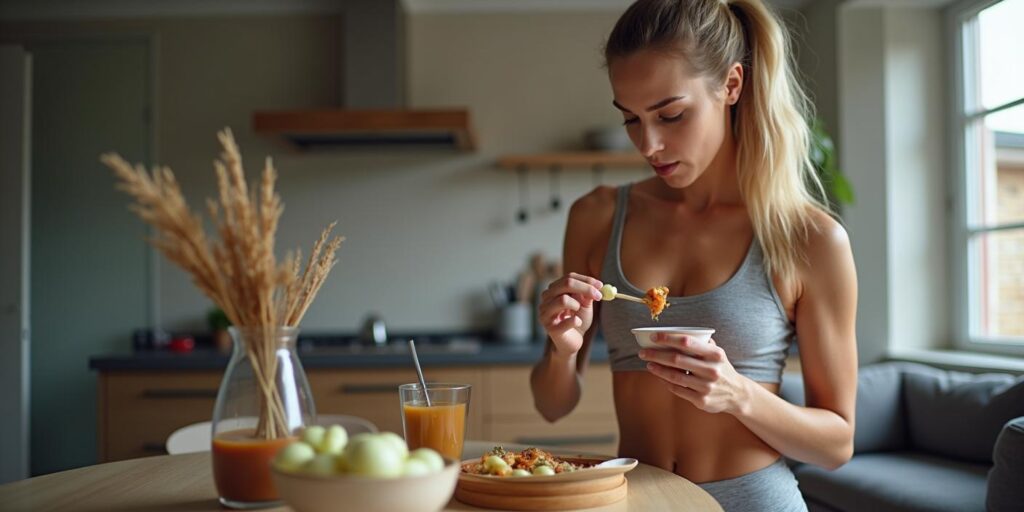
[794,452,988,512]
[902,364,1024,463]
[779,362,909,453]
[852,363,908,453]
[987,417,1024,512]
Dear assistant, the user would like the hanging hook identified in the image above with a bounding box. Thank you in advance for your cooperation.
[549,164,562,211]
[516,165,529,224]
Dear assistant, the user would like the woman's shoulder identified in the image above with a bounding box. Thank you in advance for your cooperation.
[801,207,851,256]
[566,185,619,230]
[569,185,618,215]
[564,186,620,270]
[796,206,855,284]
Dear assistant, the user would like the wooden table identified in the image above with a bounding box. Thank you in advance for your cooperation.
[0,441,723,511]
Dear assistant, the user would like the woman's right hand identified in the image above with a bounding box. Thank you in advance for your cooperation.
[538,272,604,356]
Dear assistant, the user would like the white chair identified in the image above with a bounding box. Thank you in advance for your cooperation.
[165,414,379,455]
[166,421,212,455]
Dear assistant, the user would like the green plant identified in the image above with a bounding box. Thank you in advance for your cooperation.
[810,118,855,206]
[207,307,231,332]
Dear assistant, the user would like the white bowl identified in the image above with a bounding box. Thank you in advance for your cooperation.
[272,458,460,512]
[630,327,715,349]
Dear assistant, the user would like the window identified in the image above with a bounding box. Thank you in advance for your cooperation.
[951,0,1024,355]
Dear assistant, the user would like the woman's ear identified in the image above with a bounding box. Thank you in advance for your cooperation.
[724,62,743,105]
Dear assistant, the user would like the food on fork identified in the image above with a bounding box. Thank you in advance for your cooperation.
[461,446,590,477]
[644,286,670,320]
[600,283,671,320]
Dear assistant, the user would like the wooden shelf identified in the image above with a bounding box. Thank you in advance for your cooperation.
[497,151,646,170]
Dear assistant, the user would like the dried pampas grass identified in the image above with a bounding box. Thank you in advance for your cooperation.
[103,128,343,438]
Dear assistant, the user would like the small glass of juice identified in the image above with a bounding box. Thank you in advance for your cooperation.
[399,383,471,460]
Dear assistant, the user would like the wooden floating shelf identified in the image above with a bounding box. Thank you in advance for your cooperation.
[497,151,647,170]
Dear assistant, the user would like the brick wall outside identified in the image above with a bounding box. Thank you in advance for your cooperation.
[995,164,1024,336]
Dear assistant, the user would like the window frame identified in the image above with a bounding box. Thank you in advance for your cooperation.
[948,0,1024,356]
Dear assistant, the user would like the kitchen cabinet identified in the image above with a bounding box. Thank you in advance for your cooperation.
[99,371,223,461]
[482,365,619,455]
[95,364,617,462]
[307,367,486,441]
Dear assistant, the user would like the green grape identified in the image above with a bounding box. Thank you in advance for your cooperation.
[379,431,409,459]
[408,448,445,473]
[274,441,316,472]
[321,425,348,455]
[532,465,555,476]
[344,436,404,478]
[483,455,511,476]
[601,284,617,301]
[300,426,326,451]
[302,453,337,476]
[402,458,432,477]
[511,469,531,477]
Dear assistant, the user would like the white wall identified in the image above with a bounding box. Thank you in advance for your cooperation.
[1,13,642,335]
[838,3,951,363]
[839,6,890,364]
[884,7,948,352]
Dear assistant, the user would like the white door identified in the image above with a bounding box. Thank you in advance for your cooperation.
[0,45,32,484]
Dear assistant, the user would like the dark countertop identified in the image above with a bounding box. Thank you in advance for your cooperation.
[89,336,609,371]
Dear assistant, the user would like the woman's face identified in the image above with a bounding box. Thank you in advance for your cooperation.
[608,49,741,188]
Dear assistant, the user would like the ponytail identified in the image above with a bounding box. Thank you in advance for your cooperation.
[605,0,830,285]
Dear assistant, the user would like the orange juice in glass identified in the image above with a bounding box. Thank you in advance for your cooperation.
[399,383,471,460]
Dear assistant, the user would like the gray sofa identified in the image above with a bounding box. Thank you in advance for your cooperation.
[779,361,1024,512]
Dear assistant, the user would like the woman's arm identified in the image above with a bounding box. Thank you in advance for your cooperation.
[640,215,858,469]
[530,313,599,422]
[531,188,614,422]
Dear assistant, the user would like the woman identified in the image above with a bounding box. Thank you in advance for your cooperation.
[530,1,858,510]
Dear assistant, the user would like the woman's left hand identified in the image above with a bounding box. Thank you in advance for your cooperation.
[637,333,749,415]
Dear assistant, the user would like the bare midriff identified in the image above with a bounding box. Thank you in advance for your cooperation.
[612,371,781,484]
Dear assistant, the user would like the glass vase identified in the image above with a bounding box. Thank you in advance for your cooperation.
[211,326,315,509]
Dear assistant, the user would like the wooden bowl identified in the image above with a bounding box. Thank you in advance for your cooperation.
[456,456,636,510]
[272,458,459,512]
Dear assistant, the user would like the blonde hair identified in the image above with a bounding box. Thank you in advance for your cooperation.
[604,0,830,285]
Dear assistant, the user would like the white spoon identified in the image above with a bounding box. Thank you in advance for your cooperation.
[595,457,638,468]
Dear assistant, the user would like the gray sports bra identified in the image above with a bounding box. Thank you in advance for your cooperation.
[599,185,795,383]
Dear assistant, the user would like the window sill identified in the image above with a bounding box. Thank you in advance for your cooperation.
[887,348,1024,375]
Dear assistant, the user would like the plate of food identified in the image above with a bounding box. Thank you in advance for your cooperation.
[456,447,637,510]
[459,446,638,484]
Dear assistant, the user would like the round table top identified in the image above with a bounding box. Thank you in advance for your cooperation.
[0,441,723,512]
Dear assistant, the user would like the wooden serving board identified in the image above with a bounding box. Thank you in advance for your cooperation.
[454,475,628,510]
[458,473,625,497]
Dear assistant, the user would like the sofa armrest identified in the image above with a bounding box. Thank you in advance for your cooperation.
[987,416,1024,512]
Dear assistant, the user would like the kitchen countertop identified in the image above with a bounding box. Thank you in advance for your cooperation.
[89,336,609,371]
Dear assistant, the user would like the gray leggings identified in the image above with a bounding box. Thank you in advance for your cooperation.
[697,458,807,512]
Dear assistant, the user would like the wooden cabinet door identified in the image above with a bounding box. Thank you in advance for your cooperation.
[100,371,222,461]
[307,368,485,441]
[481,364,619,456]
